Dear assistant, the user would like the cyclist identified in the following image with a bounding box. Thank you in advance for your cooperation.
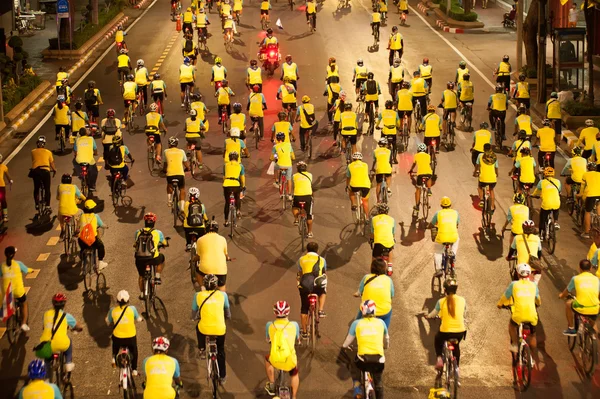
[70,101,88,140]
[535,119,558,170]
[39,293,83,373]
[419,57,433,92]
[145,103,167,161]
[508,130,531,165]
[247,85,267,139]
[271,132,295,200]
[30,136,56,212]
[562,146,587,201]
[408,143,433,216]
[513,73,531,110]
[197,7,210,40]
[497,263,540,353]
[426,278,466,379]
[134,59,149,109]
[277,77,297,119]
[438,81,458,138]
[183,187,208,250]
[371,203,395,265]
[388,58,403,101]
[297,242,327,333]
[19,359,62,398]
[296,96,317,152]
[387,25,403,66]
[196,220,230,288]
[410,70,428,119]
[212,57,228,89]
[107,290,142,374]
[431,197,459,277]
[259,28,278,52]
[182,29,199,66]
[511,147,536,194]
[142,337,182,397]
[271,111,294,143]
[323,75,342,124]
[185,109,205,168]
[163,137,188,211]
[580,162,600,238]
[56,66,69,90]
[456,73,474,116]
[224,127,248,161]
[292,161,313,237]
[396,81,413,132]
[372,138,393,204]
[378,0,388,21]
[57,173,85,239]
[455,61,469,87]
[361,72,382,125]
[470,122,492,170]
[78,199,107,269]
[182,6,196,33]
[576,119,599,159]
[134,213,168,295]
[220,0,233,19]
[101,108,122,158]
[193,274,231,384]
[1,246,32,332]
[353,59,369,98]
[216,79,235,125]
[247,59,263,92]
[487,84,508,141]
[264,301,300,398]
[326,56,339,84]
[592,131,600,162]
[533,167,561,237]
[514,105,532,137]
[342,299,388,399]
[423,105,441,153]
[376,100,399,162]
[399,0,409,19]
[507,221,542,283]
[230,102,246,141]
[0,155,12,221]
[73,127,98,191]
[53,95,71,147]
[84,81,103,127]
[223,15,236,42]
[260,0,272,26]
[107,135,134,185]
[223,150,245,225]
[179,57,196,107]
[233,0,243,21]
[340,103,358,153]
[494,54,512,92]
[116,49,131,82]
[347,152,370,217]
[502,193,530,238]
[371,7,381,42]
[331,90,347,144]
[546,91,562,136]
[282,55,300,91]
[560,259,600,336]
[122,74,138,122]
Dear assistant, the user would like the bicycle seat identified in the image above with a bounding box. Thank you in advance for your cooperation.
[447,339,459,345]
[521,322,533,330]
[442,242,453,246]
[298,201,306,206]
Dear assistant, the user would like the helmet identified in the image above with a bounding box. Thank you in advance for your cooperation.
[253,85,260,93]
[361,300,376,316]
[149,103,158,112]
[518,129,527,139]
[189,109,197,117]
[154,73,160,80]
[88,80,96,88]
[378,138,388,146]
[168,136,179,146]
[28,359,46,380]
[522,220,535,231]
[517,263,531,277]
[52,293,67,306]
[340,91,347,100]
[233,102,242,112]
[544,167,555,177]
[302,95,310,103]
[117,24,123,30]
[541,118,551,126]
[107,109,116,117]
[377,203,389,214]
[297,161,307,172]
[447,81,455,89]
[502,55,509,62]
[345,103,352,111]
[273,300,291,317]
[57,95,65,102]
[413,70,420,77]
[572,146,582,156]
[276,132,285,141]
[222,79,228,86]
[203,274,219,290]
[480,122,489,129]
[126,74,134,81]
[459,61,466,67]
[519,73,526,81]
[444,278,458,292]
[513,192,525,204]
[440,196,452,207]
[495,84,503,93]
[229,151,239,161]
[215,56,223,64]
[550,91,558,98]
[183,56,191,64]
[230,127,241,138]
[61,173,72,184]
[116,290,130,303]
[423,57,429,64]
[519,146,530,155]
[352,152,363,160]
[200,7,205,11]
[384,100,393,109]
[152,336,170,352]
[283,77,291,83]
[266,28,273,35]
[188,187,200,198]
[186,7,191,11]
[144,212,157,223]
[427,105,436,112]
[250,59,258,67]
[37,136,47,146]
[588,162,597,171]
[137,59,144,66]
[357,58,363,66]
[84,199,97,210]
[367,72,374,79]
[120,48,127,54]
[417,143,427,152]
[517,105,526,115]
[278,111,287,120]
[285,54,292,62]
[208,219,219,232]
[392,25,398,32]
[585,119,595,127]
[192,93,202,101]
[328,57,336,64]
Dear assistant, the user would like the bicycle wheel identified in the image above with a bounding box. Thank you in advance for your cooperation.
[112,180,121,208]
[62,382,74,399]
[448,357,459,398]
[308,135,313,160]
[144,279,152,315]
[147,147,155,173]
[519,344,532,391]
[421,190,430,220]
[125,374,137,399]
[190,252,197,284]
[230,208,235,238]
[63,225,71,257]
[152,296,168,323]
[172,191,179,227]
[310,310,316,352]
[546,219,556,255]
[83,258,92,292]
[59,129,66,153]
[254,127,260,150]
[6,314,18,344]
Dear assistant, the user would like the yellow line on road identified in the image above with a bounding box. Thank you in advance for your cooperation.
[37,253,50,261]
[26,269,41,278]
[46,237,60,246]
[24,287,31,295]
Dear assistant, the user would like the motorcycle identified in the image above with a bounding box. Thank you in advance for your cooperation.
[258,44,281,77]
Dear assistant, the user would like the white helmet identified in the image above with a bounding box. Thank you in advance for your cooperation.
[517,263,531,277]
[352,152,363,160]
[149,103,158,112]
[116,290,130,303]
[152,336,170,352]
[189,109,197,116]
[585,119,595,127]
[230,127,241,138]
[137,59,144,66]
[188,187,200,197]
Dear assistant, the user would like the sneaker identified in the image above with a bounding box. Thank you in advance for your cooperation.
[273,182,280,188]
[181,103,185,108]
[509,344,518,353]
[318,310,326,318]
[154,277,162,285]
[139,293,145,300]
[219,377,227,385]
[433,270,443,278]
[294,220,299,226]
[581,232,591,239]
[265,381,275,396]
[478,200,484,208]
[427,188,432,196]
[65,363,75,372]
[387,188,392,195]
[351,205,358,211]
[111,358,116,367]
[199,349,206,360]
[186,244,192,252]
[167,200,173,208]
[132,370,138,377]
[435,356,443,370]
[20,324,30,332]
[563,327,577,336]
[554,222,560,230]
[224,221,230,227]
[307,232,314,238]
[98,261,108,271]
[301,331,309,339]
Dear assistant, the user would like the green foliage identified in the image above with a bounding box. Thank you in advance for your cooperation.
[7,36,23,49]
[1,74,43,116]
[439,0,478,22]
[563,100,600,117]
[73,0,125,49]
[519,64,553,79]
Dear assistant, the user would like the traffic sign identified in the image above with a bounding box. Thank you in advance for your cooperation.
[57,0,69,19]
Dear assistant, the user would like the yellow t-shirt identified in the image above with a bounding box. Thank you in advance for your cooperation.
[293,172,312,196]
[389,32,402,50]
[410,78,426,96]
[360,274,393,315]
[196,232,228,275]
[230,113,245,131]
[224,138,242,162]
[110,305,138,339]
[74,136,95,165]
[570,156,587,183]
[53,104,70,125]
[508,204,529,235]
[513,234,541,265]
[279,84,296,104]
[117,54,130,68]
[249,93,265,118]
[515,82,530,98]
[537,127,556,152]
[267,319,299,371]
[380,109,398,136]
[516,114,532,136]
[442,89,458,109]
[459,80,474,101]
[273,142,294,168]
[341,111,358,135]
[282,62,298,81]
[435,209,459,244]
[123,81,137,101]
[571,272,600,315]
[538,177,561,210]
[143,354,178,398]
[546,98,561,119]
[195,290,227,335]
[472,129,491,152]
[505,280,539,325]
[57,183,83,216]
[355,317,386,356]
[518,156,535,184]
[298,104,315,129]
[40,309,72,353]
[163,148,187,176]
[0,164,9,187]
[396,89,413,111]
[179,64,194,83]
[247,67,262,85]
[135,67,149,86]
[31,148,54,170]
[438,295,466,333]
[212,65,226,82]
[21,380,58,399]
[373,147,392,174]
[578,127,599,150]
[1,260,31,298]
[414,152,432,175]
[348,160,370,188]
[490,93,507,111]
[71,109,88,133]
[297,253,325,275]
[423,113,441,138]
[456,68,469,85]
[582,171,600,197]
[217,87,232,105]
[372,214,395,247]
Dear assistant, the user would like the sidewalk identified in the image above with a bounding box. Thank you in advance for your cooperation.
[472,2,512,33]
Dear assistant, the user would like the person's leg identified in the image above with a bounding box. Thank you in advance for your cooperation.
[224,187,231,220]
[21,299,29,327]
[434,331,444,367]
[196,327,206,350]
[43,171,51,206]
[433,242,443,273]
[65,340,74,365]
[95,238,106,260]
[129,336,139,371]
[372,365,384,399]
[489,188,496,210]
[265,357,275,383]
[300,289,309,333]
[290,369,300,399]
[217,334,226,378]
[508,320,518,351]
[32,173,41,206]
[234,188,241,214]
[112,335,121,364]
[565,299,575,328]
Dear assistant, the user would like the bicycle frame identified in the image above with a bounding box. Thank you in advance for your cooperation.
[307,293,319,351]
[441,244,456,278]
[206,336,220,395]
[228,193,237,237]
[439,339,459,398]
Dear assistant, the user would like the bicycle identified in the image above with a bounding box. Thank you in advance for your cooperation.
[48,350,74,396]
[111,165,133,208]
[410,173,430,221]
[305,293,320,352]
[261,15,269,31]
[427,139,438,176]
[399,114,410,153]
[188,231,200,284]
[414,99,423,133]
[481,184,493,238]
[171,0,181,21]
[567,296,598,378]
[183,84,193,113]
[289,0,295,11]
[502,307,533,391]
[125,100,136,135]
[35,181,49,220]
[460,102,473,131]
[567,182,584,227]
[443,112,456,151]
[492,114,503,149]
[400,9,407,25]
[58,126,67,153]
[250,117,261,150]
[81,240,106,295]
[5,296,23,344]
[352,189,369,237]
[274,367,292,399]
[78,163,90,198]
[203,335,221,398]
[187,141,203,178]
[591,199,600,231]
[278,169,290,210]
[224,29,234,52]
[436,338,460,398]
[227,192,237,238]
[342,136,353,165]
[63,215,78,260]
[146,128,160,174]
[541,209,557,255]
[117,347,138,399]
[365,102,375,136]
[297,201,308,250]
[377,174,390,204]
[198,28,208,53]
[219,105,229,135]
[137,88,146,117]
[283,104,295,127]
[142,258,168,318]
[360,361,378,399]
[305,129,314,160]
[171,180,182,227]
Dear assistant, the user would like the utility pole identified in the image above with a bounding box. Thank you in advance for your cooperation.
[537,0,548,104]
[0,71,4,124]
[584,0,595,102]
[516,0,524,71]
[92,0,98,25]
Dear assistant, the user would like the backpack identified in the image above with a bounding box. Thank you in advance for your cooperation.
[135,228,156,258]
[269,322,292,365]
[107,145,123,166]
[103,118,118,135]
[366,80,377,95]
[56,85,67,97]
[328,84,339,102]
[84,89,97,106]
[79,216,96,246]
[184,39,193,53]
[187,202,204,226]
[302,107,316,125]
[299,257,321,292]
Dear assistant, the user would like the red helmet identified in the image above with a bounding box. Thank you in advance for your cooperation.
[144,212,157,223]
[252,85,260,93]
[106,109,115,117]
[52,293,67,306]
[423,57,429,64]
[273,300,290,317]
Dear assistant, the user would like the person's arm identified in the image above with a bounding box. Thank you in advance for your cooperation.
[532,180,542,197]
[107,308,114,324]
[426,299,441,318]
[357,275,366,295]
[408,161,416,174]
[222,291,232,319]
[240,164,246,187]
[342,320,358,348]
[559,277,576,299]
[496,282,514,307]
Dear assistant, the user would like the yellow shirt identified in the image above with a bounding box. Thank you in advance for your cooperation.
[196,232,228,275]
[293,172,312,196]
[389,65,403,83]
[360,274,393,315]
[372,12,381,23]
[355,317,386,356]
[117,54,130,68]
[438,295,466,333]
[515,82,530,98]
[571,272,600,315]
[21,380,58,399]
[74,136,95,165]
[109,305,138,339]
[191,101,207,121]
[588,243,597,262]
[513,234,541,265]
[102,118,123,143]
[40,309,72,353]
[282,62,298,81]
[348,160,370,188]
[423,113,441,138]
[273,142,294,168]
[195,290,227,335]
[247,67,262,85]
[79,212,100,237]
[459,80,474,101]
[372,214,395,247]
[298,252,324,275]
[326,64,339,79]
[501,280,539,325]
[537,177,561,210]
[0,164,8,187]
[546,98,561,119]
[57,183,83,216]
[123,81,137,101]
[518,156,535,184]
[135,67,149,86]
[456,68,469,85]
[279,84,296,104]
[419,64,432,79]
[512,139,531,162]
[472,129,492,152]
[414,152,432,175]
[143,354,178,398]
[537,126,556,152]
[212,65,226,82]
[1,260,31,298]
[442,89,458,109]
[185,117,202,138]
[224,138,242,163]
[273,121,292,143]
[516,114,533,136]
[249,93,265,117]
[583,171,600,197]
[380,109,398,136]
[179,64,194,83]
[570,156,587,183]
[410,78,426,96]
[435,209,458,244]
[163,148,187,176]
[396,89,413,111]
[578,127,599,150]
[491,93,507,111]
[298,104,315,129]
[267,319,299,371]
[221,3,232,15]
[508,204,529,235]
[217,87,232,105]
[71,109,88,133]
[56,71,68,86]
[230,113,245,131]
[261,0,271,10]
[389,32,402,50]
[53,104,70,125]
[183,10,194,23]
[31,148,54,170]
[373,147,392,174]
[497,61,511,76]
[135,228,165,259]
[233,0,243,10]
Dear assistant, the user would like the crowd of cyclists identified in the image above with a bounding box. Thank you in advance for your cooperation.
[2,0,600,398]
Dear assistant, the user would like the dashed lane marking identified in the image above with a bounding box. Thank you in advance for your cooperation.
[24,287,31,295]
[37,253,50,261]
[55,225,61,231]
[150,32,179,75]
[26,269,41,279]
[46,237,60,246]
[0,328,5,339]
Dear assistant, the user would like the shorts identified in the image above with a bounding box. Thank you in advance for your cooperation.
[341,134,357,145]
[519,181,535,191]
[260,9,269,15]
[282,102,297,112]
[118,67,130,77]
[146,132,161,144]
[366,100,379,113]
[478,181,496,189]
[293,195,313,220]
[398,110,412,117]
[15,294,27,303]
[123,99,137,108]
[516,98,530,109]
[299,285,326,314]
[355,78,366,90]
[459,100,474,107]
[372,243,393,257]
[416,174,432,185]
[264,355,299,376]
[275,165,292,180]
[572,305,598,320]
[198,270,227,287]
[186,138,202,147]
[350,186,370,199]
[167,175,185,188]
[152,92,164,102]
[510,319,536,334]
[87,104,100,118]
[402,9,409,14]
[585,196,600,212]
[442,108,456,120]
[566,177,581,185]
[135,254,165,276]
[180,82,194,92]
[375,173,391,183]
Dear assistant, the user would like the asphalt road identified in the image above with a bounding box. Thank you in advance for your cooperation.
[1,0,600,398]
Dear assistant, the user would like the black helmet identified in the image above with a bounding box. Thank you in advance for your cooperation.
[518,73,526,81]
[502,55,509,62]
[126,74,134,81]
[495,84,503,93]
[444,278,458,294]
[203,274,219,290]
[61,174,72,184]
[266,28,273,34]
[367,72,374,79]
[480,122,489,129]
[385,100,393,109]
[297,161,307,172]
[250,59,258,67]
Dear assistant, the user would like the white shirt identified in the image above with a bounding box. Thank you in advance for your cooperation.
[569,8,579,23]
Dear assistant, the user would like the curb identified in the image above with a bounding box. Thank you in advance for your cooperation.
[103,15,129,40]
[417,2,429,14]
[436,19,465,34]
[134,0,150,9]
[562,130,577,147]
[5,80,52,122]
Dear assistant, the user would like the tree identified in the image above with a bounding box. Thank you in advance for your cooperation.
[464,0,472,14]
[523,0,539,70]
[583,0,597,102]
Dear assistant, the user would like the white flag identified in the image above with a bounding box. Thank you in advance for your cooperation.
[267,161,275,175]
[276,18,284,30]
